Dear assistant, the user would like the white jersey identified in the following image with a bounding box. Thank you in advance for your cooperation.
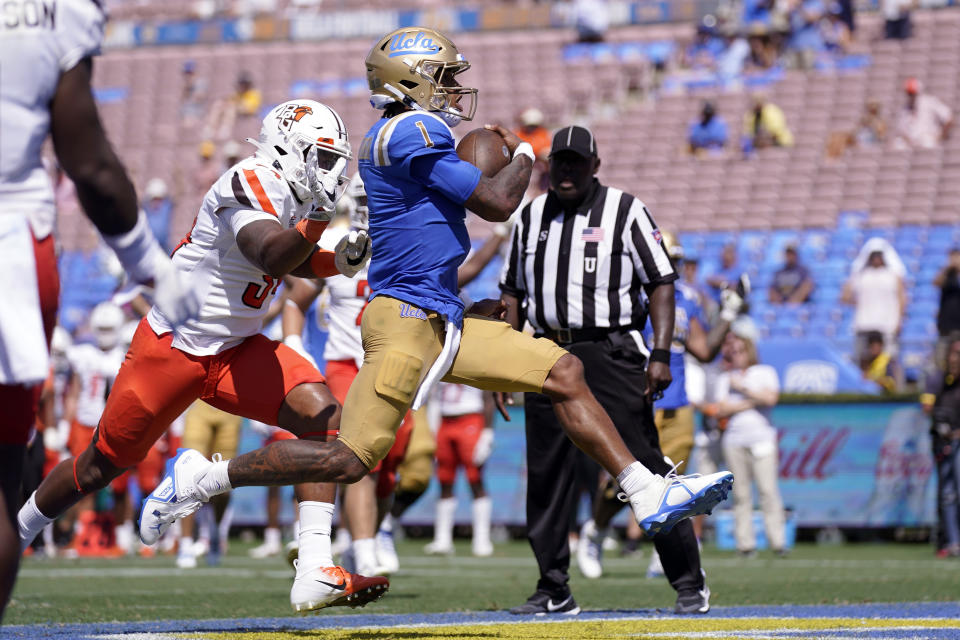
[0,0,104,239]
[322,265,370,368]
[438,383,484,417]
[147,155,316,356]
[67,343,124,427]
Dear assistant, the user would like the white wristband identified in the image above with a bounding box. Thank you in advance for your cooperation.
[101,210,167,285]
[459,289,474,310]
[512,142,535,163]
[492,222,511,238]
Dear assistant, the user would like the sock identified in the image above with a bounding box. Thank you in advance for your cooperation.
[433,497,456,549]
[298,501,335,572]
[197,460,232,498]
[353,537,377,574]
[379,513,394,534]
[617,461,657,498]
[264,527,281,547]
[116,520,134,552]
[18,492,53,552]
[472,496,491,548]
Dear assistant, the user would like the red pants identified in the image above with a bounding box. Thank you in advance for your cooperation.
[435,413,485,485]
[325,359,412,498]
[95,319,324,468]
[0,232,59,445]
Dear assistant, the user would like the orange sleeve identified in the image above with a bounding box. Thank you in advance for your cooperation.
[309,250,339,278]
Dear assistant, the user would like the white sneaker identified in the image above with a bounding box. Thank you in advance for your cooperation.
[577,519,604,579]
[423,540,454,556]
[646,548,664,578]
[627,470,733,536]
[139,449,219,545]
[289,562,389,612]
[472,539,493,557]
[176,545,197,569]
[375,529,400,574]
[249,538,283,559]
[339,544,356,573]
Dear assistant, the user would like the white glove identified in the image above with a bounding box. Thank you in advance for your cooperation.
[152,257,202,327]
[283,334,318,369]
[472,428,495,467]
[719,274,751,322]
[247,419,274,437]
[334,229,372,278]
[43,420,69,453]
[307,156,348,221]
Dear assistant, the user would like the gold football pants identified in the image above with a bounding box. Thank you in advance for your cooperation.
[338,296,566,469]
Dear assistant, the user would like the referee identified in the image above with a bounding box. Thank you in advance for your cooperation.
[501,126,711,615]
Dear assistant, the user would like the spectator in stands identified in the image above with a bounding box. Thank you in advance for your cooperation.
[716,30,751,84]
[893,78,954,150]
[842,238,907,361]
[743,93,794,152]
[882,0,915,40]
[573,0,608,43]
[707,333,787,557]
[142,178,172,253]
[855,99,888,146]
[768,245,814,304]
[179,60,207,130]
[193,141,220,198]
[934,249,960,369]
[682,22,725,70]
[746,24,778,70]
[822,3,853,54]
[858,331,902,393]
[206,71,262,142]
[786,0,826,69]
[688,101,728,156]
[924,332,960,557]
[706,244,744,303]
[514,107,551,162]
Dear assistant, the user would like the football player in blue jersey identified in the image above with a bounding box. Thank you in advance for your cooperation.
[135,27,733,612]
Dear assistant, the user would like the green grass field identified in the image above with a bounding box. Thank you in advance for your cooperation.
[7,539,959,626]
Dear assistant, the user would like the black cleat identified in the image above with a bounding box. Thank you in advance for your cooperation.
[675,585,711,614]
[509,590,581,616]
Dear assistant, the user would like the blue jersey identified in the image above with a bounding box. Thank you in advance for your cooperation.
[643,281,704,410]
[357,111,482,327]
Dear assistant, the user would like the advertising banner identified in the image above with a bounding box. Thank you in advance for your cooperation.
[228,401,934,529]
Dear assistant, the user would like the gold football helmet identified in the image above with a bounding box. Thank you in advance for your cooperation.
[661,230,684,261]
[365,27,477,127]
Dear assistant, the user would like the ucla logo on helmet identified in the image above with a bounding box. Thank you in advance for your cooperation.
[388,31,440,58]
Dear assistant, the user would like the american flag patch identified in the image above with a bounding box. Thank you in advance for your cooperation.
[581,227,605,243]
[652,229,663,244]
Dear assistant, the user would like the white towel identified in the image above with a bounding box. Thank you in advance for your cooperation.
[411,318,461,410]
[0,216,49,385]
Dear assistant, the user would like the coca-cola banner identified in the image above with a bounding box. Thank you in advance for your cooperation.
[770,403,935,527]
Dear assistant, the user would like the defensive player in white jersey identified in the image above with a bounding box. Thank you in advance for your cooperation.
[17,99,385,612]
[425,383,495,558]
[0,0,199,619]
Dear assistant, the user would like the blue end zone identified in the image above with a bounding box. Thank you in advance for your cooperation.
[4,602,960,639]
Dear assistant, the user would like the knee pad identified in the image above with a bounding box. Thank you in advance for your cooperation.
[375,351,423,405]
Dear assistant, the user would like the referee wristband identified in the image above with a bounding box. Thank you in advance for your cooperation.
[512,142,535,163]
[650,348,671,364]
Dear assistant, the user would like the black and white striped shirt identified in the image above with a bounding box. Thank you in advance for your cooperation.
[499,180,676,340]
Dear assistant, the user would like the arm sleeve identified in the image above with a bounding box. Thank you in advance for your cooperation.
[499,210,526,298]
[58,0,106,72]
[626,200,677,286]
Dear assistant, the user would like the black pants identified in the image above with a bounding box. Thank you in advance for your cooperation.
[524,334,703,597]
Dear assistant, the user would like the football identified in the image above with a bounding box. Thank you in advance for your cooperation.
[456,128,511,177]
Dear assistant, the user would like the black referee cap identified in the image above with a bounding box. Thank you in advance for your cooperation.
[549,125,597,158]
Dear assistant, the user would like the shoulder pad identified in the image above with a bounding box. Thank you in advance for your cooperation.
[372,111,454,167]
[216,159,289,217]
